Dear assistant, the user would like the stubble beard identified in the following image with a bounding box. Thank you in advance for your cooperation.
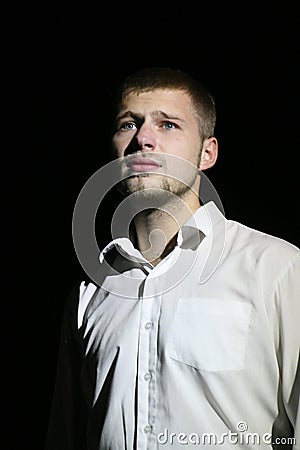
[116,150,202,207]
[116,172,197,206]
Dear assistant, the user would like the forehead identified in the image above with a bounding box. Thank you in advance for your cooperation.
[118,88,196,118]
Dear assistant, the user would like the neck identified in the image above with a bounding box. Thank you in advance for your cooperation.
[132,188,200,266]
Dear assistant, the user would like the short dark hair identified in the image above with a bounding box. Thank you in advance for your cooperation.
[113,67,216,139]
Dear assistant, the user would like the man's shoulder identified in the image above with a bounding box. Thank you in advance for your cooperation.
[225,217,300,269]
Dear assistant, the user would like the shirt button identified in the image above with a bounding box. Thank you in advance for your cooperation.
[144,425,152,434]
[144,372,152,381]
[144,322,153,330]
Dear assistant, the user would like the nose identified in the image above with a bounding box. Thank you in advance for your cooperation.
[123,123,158,157]
[136,124,156,151]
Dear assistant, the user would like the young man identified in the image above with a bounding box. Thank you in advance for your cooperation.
[45,67,300,449]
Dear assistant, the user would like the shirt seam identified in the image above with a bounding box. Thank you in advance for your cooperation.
[268,250,300,303]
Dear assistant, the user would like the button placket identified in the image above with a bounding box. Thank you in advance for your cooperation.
[136,276,163,448]
[136,290,156,448]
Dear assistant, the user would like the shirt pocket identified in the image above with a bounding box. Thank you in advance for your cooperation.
[169,297,252,372]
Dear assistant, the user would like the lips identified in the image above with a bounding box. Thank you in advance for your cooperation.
[127,157,161,172]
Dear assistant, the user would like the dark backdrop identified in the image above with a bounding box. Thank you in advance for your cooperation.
[4,3,299,449]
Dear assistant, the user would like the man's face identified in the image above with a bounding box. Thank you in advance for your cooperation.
[111,88,203,199]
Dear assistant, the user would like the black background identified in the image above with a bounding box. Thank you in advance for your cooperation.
[3,2,300,449]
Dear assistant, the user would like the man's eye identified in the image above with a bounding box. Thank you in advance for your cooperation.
[120,122,137,131]
[162,121,177,130]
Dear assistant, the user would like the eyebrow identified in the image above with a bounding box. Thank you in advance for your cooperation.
[116,110,186,123]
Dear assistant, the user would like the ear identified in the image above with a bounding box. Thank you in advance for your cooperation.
[199,137,218,171]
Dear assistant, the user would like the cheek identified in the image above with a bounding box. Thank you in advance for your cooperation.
[187,133,202,156]
[112,136,126,157]
[171,136,197,157]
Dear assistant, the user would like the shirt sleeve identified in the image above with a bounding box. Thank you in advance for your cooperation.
[44,280,88,450]
[273,251,300,449]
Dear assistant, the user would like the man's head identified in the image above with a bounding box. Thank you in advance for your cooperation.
[112,66,217,141]
[111,67,218,203]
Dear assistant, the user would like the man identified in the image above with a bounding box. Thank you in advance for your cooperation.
[45,67,300,449]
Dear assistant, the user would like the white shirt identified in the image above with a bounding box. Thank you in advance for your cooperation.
[45,201,300,450]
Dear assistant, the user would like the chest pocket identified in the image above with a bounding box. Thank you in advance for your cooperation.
[169,297,252,372]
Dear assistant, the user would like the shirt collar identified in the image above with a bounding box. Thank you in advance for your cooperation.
[99,201,224,264]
